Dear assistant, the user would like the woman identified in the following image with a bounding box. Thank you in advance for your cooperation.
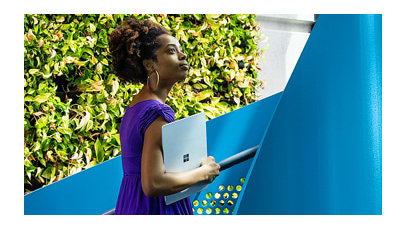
[108,17,220,215]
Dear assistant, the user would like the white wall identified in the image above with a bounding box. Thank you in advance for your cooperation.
[256,14,315,99]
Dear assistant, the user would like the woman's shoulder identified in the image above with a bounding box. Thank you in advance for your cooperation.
[127,100,172,116]
[142,100,174,114]
[138,100,175,134]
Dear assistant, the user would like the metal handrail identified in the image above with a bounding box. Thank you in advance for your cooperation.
[218,145,258,171]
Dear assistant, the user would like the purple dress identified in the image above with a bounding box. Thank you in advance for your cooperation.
[115,99,193,215]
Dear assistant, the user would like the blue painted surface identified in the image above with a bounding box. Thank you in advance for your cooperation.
[236,14,382,214]
[24,156,123,215]
[191,93,282,214]
[24,92,282,215]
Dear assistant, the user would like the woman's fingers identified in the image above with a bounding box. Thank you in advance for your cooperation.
[200,155,221,182]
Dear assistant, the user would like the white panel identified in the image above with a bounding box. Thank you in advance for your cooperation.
[256,15,312,99]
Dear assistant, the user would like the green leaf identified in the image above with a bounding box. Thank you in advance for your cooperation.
[196,89,213,101]
[112,134,120,146]
[42,73,52,79]
[54,132,62,142]
[28,69,40,75]
[233,96,240,105]
[89,23,96,32]
[46,150,56,162]
[86,120,93,131]
[217,102,229,110]
[211,97,220,105]
[203,75,212,87]
[193,83,207,90]
[42,165,56,180]
[193,14,203,20]
[61,24,70,30]
[96,63,103,74]
[57,127,72,136]
[85,160,97,169]
[24,96,34,102]
[35,116,47,129]
[33,93,52,104]
[39,157,46,167]
[25,166,36,180]
[83,48,94,56]
[94,138,104,163]
[101,58,109,65]
[56,16,65,23]
[75,111,91,130]
[74,60,88,67]
[111,80,119,96]
[56,150,68,161]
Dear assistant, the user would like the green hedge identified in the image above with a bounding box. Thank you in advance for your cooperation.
[24,14,264,194]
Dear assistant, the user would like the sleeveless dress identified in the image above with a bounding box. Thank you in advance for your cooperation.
[114,99,193,215]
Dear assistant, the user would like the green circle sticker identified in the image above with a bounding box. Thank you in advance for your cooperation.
[206,192,212,199]
[202,200,208,206]
[193,200,199,206]
[206,208,212,214]
[210,200,216,206]
[219,200,225,206]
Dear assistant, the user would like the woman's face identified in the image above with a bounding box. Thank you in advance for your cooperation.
[148,34,188,84]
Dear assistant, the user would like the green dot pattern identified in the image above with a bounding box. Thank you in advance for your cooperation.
[192,177,245,215]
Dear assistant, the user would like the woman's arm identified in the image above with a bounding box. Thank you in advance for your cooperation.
[141,116,219,197]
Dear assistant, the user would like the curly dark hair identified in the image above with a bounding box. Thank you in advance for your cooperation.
[108,17,170,84]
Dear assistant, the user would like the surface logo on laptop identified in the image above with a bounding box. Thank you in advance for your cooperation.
[183,154,189,163]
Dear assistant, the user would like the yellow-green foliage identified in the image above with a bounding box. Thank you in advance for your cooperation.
[24,14,263,193]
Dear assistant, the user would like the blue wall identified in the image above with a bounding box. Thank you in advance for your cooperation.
[236,14,382,214]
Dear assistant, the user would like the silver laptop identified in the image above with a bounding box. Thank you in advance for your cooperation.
[162,112,208,205]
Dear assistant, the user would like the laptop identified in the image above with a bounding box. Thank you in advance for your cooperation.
[162,112,208,205]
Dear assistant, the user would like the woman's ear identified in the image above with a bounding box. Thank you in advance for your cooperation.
[143,59,155,73]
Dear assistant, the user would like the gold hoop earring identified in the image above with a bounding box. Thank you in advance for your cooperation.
[147,70,159,91]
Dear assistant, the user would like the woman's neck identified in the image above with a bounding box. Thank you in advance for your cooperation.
[136,83,173,104]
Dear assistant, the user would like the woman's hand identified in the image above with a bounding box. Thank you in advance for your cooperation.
[200,156,220,183]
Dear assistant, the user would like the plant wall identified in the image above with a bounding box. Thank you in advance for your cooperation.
[24,14,264,194]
